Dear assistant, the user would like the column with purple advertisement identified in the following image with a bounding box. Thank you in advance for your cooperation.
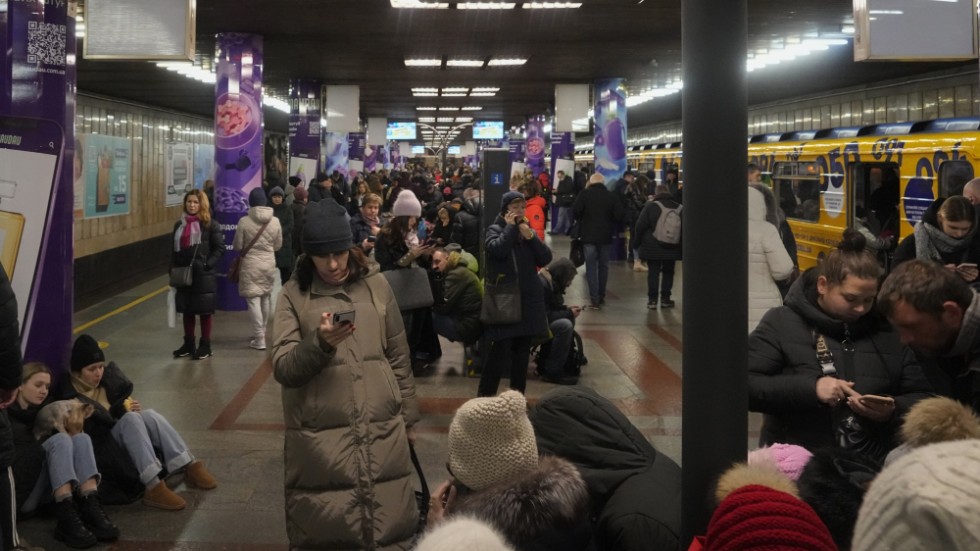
[364,142,378,173]
[0,0,75,371]
[594,78,628,188]
[549,132,575,224]
[288,79,320,187]
[525,117,547,178]
[508,139,526,184]
[324,132,349,181]
[214,33,263,311]
[348,132,366,180]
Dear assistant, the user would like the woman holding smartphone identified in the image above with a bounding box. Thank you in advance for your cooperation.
[269,199,419,550]
[748,229,933,460]
[892,195,980,282]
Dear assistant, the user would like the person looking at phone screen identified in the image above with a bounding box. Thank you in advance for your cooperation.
[749,229,933,460]
[349,192,383,253]
[269,198,420,550]
[892,195,980,282]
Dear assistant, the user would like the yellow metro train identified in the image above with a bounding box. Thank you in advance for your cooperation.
[593,118,980,269]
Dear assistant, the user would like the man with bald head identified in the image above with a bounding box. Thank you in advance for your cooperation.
[961,178,980,222]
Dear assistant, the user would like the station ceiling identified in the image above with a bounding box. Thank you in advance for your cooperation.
[77,0,971,139]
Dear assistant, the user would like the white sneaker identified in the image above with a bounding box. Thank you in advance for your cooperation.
[249,338,266,350]
[633,262,649,272]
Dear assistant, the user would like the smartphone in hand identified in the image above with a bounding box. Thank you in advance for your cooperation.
[858,394,894,407]
[333,310,356,326]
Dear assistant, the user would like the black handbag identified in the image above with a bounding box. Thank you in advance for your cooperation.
[569,238,585,267]
[480,252,522,325]
[410,444,430,536]
[383,267,434,310]
[169,243,199,288]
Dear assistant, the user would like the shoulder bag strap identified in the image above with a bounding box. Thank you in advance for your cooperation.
[240,220,271,259]
[814,330,839,378]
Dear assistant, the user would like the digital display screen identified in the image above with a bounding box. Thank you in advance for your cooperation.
[447,145,461,155]
[386,122,417,140]
[411,145,425,155]
[473,121,504,140]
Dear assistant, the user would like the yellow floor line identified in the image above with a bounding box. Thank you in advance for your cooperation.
[73,285,170,334]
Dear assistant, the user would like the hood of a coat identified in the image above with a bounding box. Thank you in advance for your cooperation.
[463,197,482,216]
[748,186,767,223]
[453,456,589,548]
[784,268,881,339]
[249,205,274,224]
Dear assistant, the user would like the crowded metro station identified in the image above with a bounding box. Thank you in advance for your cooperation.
[2,0,980,550]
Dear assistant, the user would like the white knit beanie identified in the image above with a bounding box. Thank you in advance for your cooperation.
[415,517,514,551]
[448,390,538,492]
[392,190,422,218]
[852,439,980,551]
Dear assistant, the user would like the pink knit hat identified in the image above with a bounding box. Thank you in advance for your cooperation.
[747,444,814,481]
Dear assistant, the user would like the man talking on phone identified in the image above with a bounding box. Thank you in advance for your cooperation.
[880,260,980,414]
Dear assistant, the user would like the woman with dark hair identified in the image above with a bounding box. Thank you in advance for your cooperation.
[171,189,225,360]
[748,229,933,460]
[892,195,980,282]
[269,199,419,550]
[430,202,455,246]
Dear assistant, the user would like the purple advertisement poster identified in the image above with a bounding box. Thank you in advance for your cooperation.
[550,132,575,221]
[1,0,74,372]
[377,143,391,170]
[509,139,526,181]
[348,132,365,179]
[364,143,378,173]
[288,79,320,184]
[213,33,263,311]
[594,78,628,188]
[525,118,547,178]
[324,132,349,181]
[389,142,402,169]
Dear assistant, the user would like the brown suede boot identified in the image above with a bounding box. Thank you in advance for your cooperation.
[185,461,217,490]
[142,481,186,511]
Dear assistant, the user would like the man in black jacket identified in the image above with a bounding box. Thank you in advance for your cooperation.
[450,188,482,258]
[572,174,625,309]
[551,170,576,235]
[308,172,346,206]
[537,258,580,385]
[0,262,21,550]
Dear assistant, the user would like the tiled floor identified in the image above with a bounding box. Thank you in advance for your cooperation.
[17,236,757,549]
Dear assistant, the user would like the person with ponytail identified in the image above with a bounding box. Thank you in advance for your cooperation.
[748,228,933,458]
[893,195,980,282]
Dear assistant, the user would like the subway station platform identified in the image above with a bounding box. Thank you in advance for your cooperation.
[18,236,759,549]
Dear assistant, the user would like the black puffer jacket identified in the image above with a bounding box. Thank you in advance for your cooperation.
[634,194,682,262]
[0,263,21,469]
[7,403,44,509]
[529,387,682,551]
[748,269,934,451]
[572,184,625,245]
[451,198,482,256]
[483,217,553,341]
[271,202,295,271]
[171,220,225,315]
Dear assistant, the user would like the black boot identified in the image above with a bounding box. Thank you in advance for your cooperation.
[76,492,120,542]
[54,498,97,549]
[173,336,195,358]
[193,338,212,360]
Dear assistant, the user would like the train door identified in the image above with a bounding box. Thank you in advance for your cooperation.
[938,159,974,197]
[849,162,900,237]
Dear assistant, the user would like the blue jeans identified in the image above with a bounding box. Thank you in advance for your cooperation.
[112,410,193,486]
[22,433,100,513]
[553,207,573,234]
[584,243,610,304]
[647,260,676,302]
[543,318,574,377]
[432,313,463,342]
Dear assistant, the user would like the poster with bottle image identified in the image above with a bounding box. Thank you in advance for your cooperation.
[193,143,215,190]
[0,116,64,345]
[165,142,194,207]
[80,134,131,218]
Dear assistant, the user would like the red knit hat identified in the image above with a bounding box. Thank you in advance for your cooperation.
[705,484,838,551]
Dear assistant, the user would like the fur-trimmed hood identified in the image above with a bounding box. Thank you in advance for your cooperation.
[453,456,591,550]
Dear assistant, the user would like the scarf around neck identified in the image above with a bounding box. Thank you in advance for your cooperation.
[70,372,110,411]
[913,220,974,263]
[175,213,202,252]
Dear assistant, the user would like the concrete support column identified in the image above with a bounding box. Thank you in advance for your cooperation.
[214,33,263,311]
[0,0,76,373]
[681,0,748,542]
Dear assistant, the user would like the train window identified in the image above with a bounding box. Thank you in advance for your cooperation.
[939,160,974,197]
[852,163,900,238]
[773,162,821,222]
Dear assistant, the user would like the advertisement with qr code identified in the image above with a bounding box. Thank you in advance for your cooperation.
[165,142,194,207]
[3,0,68,112]
[79,134,131,218]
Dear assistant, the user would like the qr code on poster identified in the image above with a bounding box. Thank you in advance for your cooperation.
[27,21,66,66]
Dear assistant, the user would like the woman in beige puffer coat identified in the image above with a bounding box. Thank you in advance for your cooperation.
[234,188,283,350]
[270,199,420,551]
[748,186,794,333]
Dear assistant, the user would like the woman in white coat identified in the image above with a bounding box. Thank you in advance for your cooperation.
[748,185,794,332]
[234,188,282,350]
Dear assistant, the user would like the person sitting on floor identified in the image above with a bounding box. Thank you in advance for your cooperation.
[430,247,483,349]
[536,258,581,385]
[58,334,217,512]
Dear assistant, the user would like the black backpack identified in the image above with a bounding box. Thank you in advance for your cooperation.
[535,329,588,376]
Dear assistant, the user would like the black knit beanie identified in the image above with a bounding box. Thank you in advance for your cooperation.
[303,198,353,255]
[71,334,105,372]
[248,187,267,207]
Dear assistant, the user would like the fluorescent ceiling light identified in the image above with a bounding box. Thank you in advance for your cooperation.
[412,87,438,92]
[461,106,483,111]
[416,106,438,110]
[458,2,516,8]
[436,126,451,130]
[469,92,497,96]
[413,92,439,96]
[439,107,460,111]
[471,87,500,92]
[405,58,442,66]
[442,92,468,97]
[456,117,474,123]
[437,117,455,122]
[488,58,527,66]
[447,59,485,67]
[418,117,436,122]
[391,0,450,8]
[442,87,469,93]
[522,2,582,7]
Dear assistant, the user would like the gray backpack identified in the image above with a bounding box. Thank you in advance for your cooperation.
[652,201,682,245]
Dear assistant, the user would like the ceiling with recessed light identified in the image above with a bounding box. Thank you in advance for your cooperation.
[75,0,970,143]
